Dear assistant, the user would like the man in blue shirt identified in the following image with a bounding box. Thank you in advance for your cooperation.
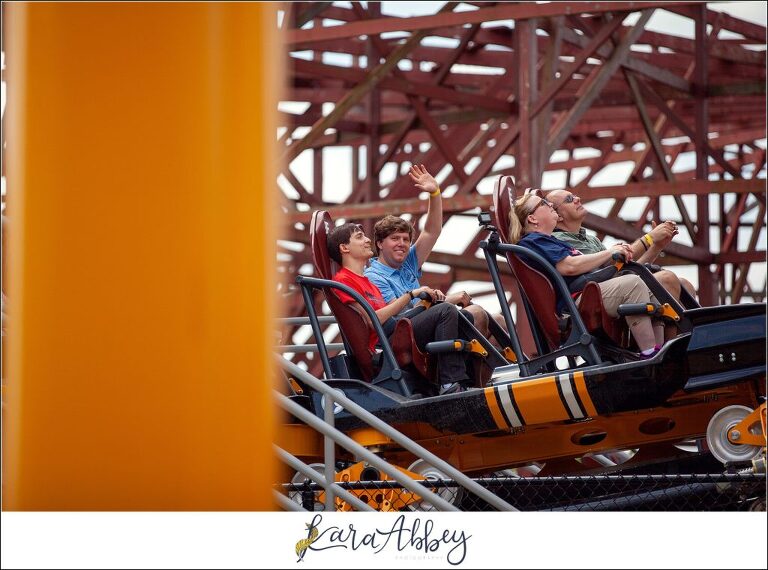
[365,164,494,337]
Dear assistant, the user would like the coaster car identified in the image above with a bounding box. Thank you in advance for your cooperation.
[280,191,766,485]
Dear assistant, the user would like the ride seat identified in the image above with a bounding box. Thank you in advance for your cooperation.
[309,210,432,383]
[578,282,627,346]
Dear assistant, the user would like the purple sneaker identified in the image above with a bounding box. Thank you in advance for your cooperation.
[639,344,662,360]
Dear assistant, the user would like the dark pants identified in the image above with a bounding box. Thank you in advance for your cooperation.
[407,303,469,386]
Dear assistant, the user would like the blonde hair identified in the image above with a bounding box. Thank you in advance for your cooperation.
[508,188,545,243]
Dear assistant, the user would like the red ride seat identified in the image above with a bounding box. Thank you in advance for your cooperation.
[309,210,433,383]
[492,175,629,350]
[578,282,628,347]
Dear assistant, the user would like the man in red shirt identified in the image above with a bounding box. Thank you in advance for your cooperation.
[327,222,471,395]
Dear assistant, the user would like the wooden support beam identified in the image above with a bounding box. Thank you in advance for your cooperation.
[284,165,321,206]
[559,23,692,93]
[537,16,564,180]
[287,1,704,45]
[288,192,493,224]
[279,3,765,321]
[694,5,716,305]
[284,178,764,225]
[571,135,619,192]
[374,25,480,172]
[292,58,512,113]
[412,97,469,182]
[456,123,521,196]
[591,19,702,239]
[353,0,475,186]
[283,4,461,163]
[636,76,742,179]
[427,252,514,276]
[546,10,653,158]
[667,5,767,42]
[364,3,382,237]
[387,72,516,200]
[731,200,767,303]
[514,18,536,187]
[623,69,697,239]
[295,2,333,28]
[715,251,766,264]
[719,193,749,256]
[532,16,624,119]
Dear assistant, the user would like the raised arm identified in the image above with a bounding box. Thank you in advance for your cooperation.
[409,164,443,266]
[632,220,678,264]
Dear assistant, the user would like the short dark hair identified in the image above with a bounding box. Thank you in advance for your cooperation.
[327,223,362,264]
[373,215,413,254]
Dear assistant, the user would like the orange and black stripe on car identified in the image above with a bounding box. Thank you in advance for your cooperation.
[484,371,598,429]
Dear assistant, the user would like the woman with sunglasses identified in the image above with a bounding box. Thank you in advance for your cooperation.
[508,189,663,358]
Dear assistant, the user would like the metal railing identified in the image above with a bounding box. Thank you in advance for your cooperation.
[277,315,343,354]
[277,343,344,354]
[276,356,518,512]
[280,316,337,326]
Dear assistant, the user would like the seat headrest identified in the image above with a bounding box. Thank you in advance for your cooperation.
[492,175,517,244]
[310,210,338,279]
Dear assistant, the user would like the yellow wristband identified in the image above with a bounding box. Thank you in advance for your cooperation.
[643,233,653,247]
[429,188,441,197]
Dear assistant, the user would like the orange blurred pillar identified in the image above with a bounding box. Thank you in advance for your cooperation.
[4,2,279,509]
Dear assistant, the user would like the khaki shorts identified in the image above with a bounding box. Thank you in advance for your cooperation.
[595,274,657,318]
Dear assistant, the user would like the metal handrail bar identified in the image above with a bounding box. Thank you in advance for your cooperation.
[479,239,532,375]
[279,356,517,511]
[277,343,345,353]
[274,490,306,511]
[323,394,336,510]
[296,275,405,387]
[299,283,335,378]
[276,392,459,511]
[274,445,373,511]
[491,239,603,366]
[279,316,337,326]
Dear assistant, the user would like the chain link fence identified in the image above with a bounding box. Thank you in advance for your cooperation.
[280,472,766,512]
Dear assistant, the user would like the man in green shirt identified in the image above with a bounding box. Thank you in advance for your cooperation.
[548,189,696,303]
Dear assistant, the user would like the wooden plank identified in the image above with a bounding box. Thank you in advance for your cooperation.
[546,10,653,157]
[284,179,765,224]
[287,1,704,45]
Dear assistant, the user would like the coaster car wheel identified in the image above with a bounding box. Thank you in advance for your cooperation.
[706,405,762,465]
[407,459,463,511]
[288,463,327,511]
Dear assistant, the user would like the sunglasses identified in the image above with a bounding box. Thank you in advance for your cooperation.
[553,194,577,210]
[529,197,554,213]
